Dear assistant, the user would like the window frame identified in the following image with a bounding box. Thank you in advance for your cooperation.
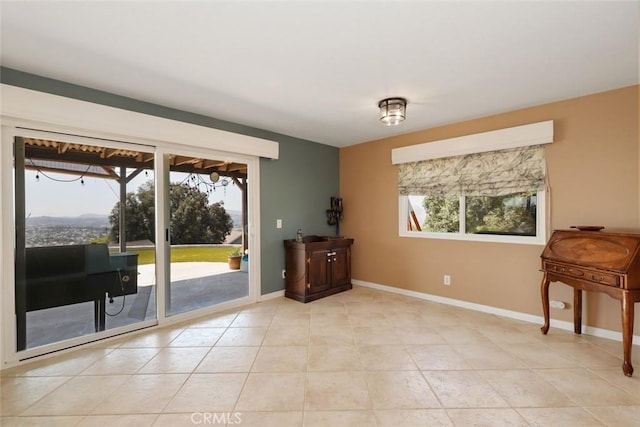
[399,189,547,245]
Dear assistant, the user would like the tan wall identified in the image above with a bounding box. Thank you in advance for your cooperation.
[340,85,639,333]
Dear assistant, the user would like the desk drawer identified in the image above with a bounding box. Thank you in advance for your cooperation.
[544,262,620,287]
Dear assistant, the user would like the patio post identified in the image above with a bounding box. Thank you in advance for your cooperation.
[119,166,126,252]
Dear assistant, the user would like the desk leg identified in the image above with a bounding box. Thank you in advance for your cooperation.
[541,273,550,334]
[574,289,582,335]
[621,292,634,377]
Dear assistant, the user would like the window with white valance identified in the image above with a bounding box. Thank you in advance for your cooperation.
[393,121,553,245]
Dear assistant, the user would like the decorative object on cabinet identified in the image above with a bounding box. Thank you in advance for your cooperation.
[326,197,344,237]
[284,235,354,303]
[540,229,640,376]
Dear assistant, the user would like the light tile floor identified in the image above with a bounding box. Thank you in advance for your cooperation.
[2,286,640,426]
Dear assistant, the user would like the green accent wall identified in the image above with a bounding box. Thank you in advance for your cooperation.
[0,67,339,295]
[260,136,338,294]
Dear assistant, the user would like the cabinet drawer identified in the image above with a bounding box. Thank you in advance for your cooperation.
[544,262,620,287]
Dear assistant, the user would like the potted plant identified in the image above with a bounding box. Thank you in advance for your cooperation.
[228,247,243,270]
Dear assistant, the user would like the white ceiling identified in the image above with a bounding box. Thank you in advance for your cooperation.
[1,1,638,148]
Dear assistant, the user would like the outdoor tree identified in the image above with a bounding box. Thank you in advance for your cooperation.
[109,181,233,244]
[422,195,460,232]
[422,192,536,235]
[465,193,536,235]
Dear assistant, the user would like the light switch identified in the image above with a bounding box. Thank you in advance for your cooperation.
[276,219,282,229]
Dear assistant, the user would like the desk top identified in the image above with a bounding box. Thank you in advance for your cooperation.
[542,230,640,287]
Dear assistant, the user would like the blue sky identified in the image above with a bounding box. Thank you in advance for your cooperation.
[25,169,243,217]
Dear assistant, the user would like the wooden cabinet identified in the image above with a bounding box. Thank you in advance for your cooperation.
[284,236,354,303]
[540,229,640,376]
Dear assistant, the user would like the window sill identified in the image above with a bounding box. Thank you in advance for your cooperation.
[399,230,546,246]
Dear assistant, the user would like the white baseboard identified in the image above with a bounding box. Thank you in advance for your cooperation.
[352,279,639,345]
[259,289,285,301]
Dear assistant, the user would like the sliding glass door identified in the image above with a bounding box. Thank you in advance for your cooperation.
[13,132,157,351]
[162,152,250,316]
[9,129,257,357]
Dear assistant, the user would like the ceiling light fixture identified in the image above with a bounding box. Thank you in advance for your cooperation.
[378,97,407,126]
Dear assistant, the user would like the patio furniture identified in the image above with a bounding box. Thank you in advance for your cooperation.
[16,243,138,350]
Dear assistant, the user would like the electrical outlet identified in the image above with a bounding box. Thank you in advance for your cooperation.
[444,275,451,286]
[282,269,286,279]
[550,300,566,309]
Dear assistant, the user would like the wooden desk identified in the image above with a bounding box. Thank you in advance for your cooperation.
[540,229,640,376]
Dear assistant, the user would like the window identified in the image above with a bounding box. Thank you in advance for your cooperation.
[403,190,545,244]
[394,121,553,245]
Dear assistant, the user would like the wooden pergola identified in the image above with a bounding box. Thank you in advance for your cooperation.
[19,137,249,251]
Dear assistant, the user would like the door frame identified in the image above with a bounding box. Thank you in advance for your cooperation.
[155,145,259,324]
[0,85,273,368]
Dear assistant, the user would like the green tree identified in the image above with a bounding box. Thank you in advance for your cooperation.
[108,182,155,243]
[422,192,536,235]
[465,195,503,233]
[423,195,460,232]
[109,181,233,244]
[466,193,536,235]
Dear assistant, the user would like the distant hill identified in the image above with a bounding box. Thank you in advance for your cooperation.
[26,209,243,228]
[227,210,242,228]
[26,214,109,228]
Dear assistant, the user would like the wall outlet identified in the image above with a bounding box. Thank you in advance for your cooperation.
[550,300,566,309]
[443,275,451,286]
[282,269,286,279]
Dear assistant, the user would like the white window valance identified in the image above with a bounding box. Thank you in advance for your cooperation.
[392,120,553,164]
[398,144,546,197]
[0,84,280,159]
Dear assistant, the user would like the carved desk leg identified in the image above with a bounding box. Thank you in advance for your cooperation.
[621,292,634,377]
[573,288,582,335]
[541,273,550,335]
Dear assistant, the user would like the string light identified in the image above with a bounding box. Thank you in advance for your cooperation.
[28,158,92,184]
[180,172,232,196]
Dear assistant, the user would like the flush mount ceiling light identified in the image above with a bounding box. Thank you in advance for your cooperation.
[378,97,407,126]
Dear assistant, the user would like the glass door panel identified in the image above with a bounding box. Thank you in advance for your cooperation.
[14,135,156,350]
[165,153,249,316]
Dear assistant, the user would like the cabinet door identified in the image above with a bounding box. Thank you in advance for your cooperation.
[331,247,351,288]
[308,250,331,294]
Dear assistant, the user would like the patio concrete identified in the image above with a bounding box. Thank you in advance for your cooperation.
[138,262,234,285]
